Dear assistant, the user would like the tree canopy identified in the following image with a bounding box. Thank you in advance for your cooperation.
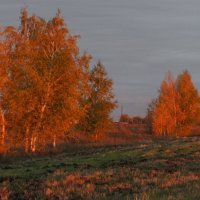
[148,70,200,136]
[78,61,117,139]
[0,9,116,153]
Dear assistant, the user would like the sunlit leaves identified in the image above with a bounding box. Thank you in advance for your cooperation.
[0,8,116,153]
[151,70,200,136]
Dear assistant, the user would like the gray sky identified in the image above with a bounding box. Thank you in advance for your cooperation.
[1,0,200,120]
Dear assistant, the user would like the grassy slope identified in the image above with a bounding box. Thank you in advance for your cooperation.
[0,128,200,199]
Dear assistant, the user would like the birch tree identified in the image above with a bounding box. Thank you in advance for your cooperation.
[151,70,200,136]
[1,9,91,152]
[79,61,117,139]
[176,70,200,135]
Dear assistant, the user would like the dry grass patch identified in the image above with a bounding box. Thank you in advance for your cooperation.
[44,167,200,200]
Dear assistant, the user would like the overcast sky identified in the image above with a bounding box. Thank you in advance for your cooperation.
[1,0,200,120]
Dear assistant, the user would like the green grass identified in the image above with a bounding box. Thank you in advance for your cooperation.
[1,137,200,199]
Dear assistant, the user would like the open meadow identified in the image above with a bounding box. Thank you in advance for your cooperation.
[1,124,200,200]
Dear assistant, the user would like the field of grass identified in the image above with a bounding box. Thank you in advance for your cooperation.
[1,127,200,199]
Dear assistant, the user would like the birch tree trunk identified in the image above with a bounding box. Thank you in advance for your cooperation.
[0,109,5,146]
[53,134,56,148]
[25,126,30,153]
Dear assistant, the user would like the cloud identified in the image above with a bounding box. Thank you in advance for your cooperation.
[1,0,200,117]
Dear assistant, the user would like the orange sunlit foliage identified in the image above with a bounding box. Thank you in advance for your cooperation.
[78,61,117,140]
[150,70,200,136]
[0,26,12,149]
[0,9,116,154]
[176,70,200,135]
[152,72,179,136]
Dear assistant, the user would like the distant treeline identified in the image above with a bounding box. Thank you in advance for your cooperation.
[119,114,147,125]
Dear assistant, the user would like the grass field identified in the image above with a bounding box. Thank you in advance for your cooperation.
[0,125,200,199]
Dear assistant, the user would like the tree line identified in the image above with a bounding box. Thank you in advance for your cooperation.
[120,114,147,124]
[0,9,116,153]
[1,9,199,154]
[147,71,200,136]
